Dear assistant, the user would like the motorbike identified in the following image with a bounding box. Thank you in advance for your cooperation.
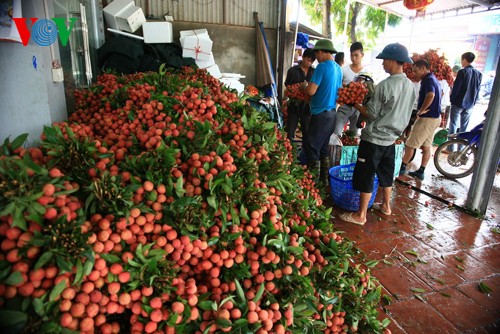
[433,122,483,179]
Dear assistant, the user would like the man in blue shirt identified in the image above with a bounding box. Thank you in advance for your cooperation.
[449,52,482,135]
[303,39,343,185]
[399,59,442,180]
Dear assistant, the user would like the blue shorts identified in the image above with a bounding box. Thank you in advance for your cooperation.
[352,140,395,193]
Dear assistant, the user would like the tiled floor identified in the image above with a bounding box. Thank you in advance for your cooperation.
[327,159,500,333]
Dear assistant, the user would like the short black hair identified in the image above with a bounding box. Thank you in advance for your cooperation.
[396,60,405,66]
[335,52,344,65]
[302,48,316,61]
[350,42,363,53]
[461,52,475,63]
[413,59,430,69]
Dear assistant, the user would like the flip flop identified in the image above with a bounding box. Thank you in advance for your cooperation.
[372,203,391,215]
[339,212,366,225]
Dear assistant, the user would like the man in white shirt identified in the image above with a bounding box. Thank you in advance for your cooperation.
[439,79,451,127]
[333,42,370,136]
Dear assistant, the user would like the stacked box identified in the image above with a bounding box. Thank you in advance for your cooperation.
[180,29,213,61]
[143,22,173,44]
[103,0,145,33]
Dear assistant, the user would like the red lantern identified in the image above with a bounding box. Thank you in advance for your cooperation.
[404,0,434,11]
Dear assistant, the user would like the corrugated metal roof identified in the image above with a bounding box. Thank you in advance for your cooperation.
[133,0,279,28]
[355,0,500,19]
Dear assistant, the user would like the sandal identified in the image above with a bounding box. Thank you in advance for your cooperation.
[372,203,391,215]
[339,212,366,225]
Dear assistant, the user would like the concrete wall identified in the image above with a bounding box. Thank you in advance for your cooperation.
[0,0,66,145]
[172,21,277,87]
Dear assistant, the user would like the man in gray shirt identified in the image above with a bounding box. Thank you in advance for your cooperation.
[340,43,416,225]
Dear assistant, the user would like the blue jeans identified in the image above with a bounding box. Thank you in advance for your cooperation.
[304,109,336,162]
[449,104,472,135]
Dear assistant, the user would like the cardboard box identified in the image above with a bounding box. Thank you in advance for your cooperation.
[143,22,173,43]
[195,52,215,69]
[103,0,134,30]
[206,65,221,79]
[116,5,145,33]
[180,29,213,61]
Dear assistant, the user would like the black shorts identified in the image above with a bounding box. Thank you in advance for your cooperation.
[352,140,395,193]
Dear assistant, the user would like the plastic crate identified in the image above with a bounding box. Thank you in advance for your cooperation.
[329,163,378,212]
[330,144,404,178]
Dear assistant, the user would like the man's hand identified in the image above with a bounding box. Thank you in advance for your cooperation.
[300,81,308,90]
[417,108,430,117]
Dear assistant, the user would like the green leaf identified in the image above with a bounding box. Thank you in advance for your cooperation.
[478,282,492,294]
[414,294,426,302]
[207,195,217,210]
[175,176,185,196]
[10,133,29,150]
[100,254,121,264]
[234,280,246,303]
[197,300,214,311]
[457,264,465,271]
[253,282,265,303]
[82,258,94,277]
[12,206,27,231]
[215,318,232,328]
[73,260,83,285]
[3,271,23,286]
[0,310,28,328]
[49,278,68,301]
[426,223,434,230]
[404,249,419,257]
[364,260,380,268]
[440,292,452,297]
[35,252,53,269]
[410,287,426,293]
[382,295,393,305]
[56,257,73,273]
[33,298,45,317]
[454,256,464,262]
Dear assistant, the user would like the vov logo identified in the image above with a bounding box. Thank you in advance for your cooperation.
[12,18,77,47]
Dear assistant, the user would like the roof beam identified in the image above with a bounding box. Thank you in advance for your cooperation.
[350,0,405,17]
[464,0,496,8]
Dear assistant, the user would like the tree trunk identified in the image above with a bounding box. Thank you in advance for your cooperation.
[322,0,332,39]
[349,2,362,43]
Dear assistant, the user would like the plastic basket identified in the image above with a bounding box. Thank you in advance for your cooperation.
[331,144,404,179]
[329,163,378,212]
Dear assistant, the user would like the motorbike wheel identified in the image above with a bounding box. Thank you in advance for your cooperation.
[434,139,477,179]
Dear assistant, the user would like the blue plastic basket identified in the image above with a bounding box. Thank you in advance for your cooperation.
[329,163,378,212]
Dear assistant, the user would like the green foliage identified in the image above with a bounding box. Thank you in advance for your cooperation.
[302,0,402,46]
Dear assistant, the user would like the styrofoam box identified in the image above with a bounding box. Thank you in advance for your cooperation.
[103,0,134,30]
[180,29,213,61]
[116,6,145,33]
[195,52,215,69]
[206,65,221,79]
[143,22,173,43]
[220,78,244,94]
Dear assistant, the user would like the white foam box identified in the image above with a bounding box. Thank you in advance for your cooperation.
[143,22,173,43]
[220,78,244,94]
[180,29,213,61]
[103,0,134,30]
[206,65,221,79]
[116,5,145,33]
[195,52,215,69]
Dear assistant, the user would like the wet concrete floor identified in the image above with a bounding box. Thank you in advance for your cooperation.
[328,148,500,333]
